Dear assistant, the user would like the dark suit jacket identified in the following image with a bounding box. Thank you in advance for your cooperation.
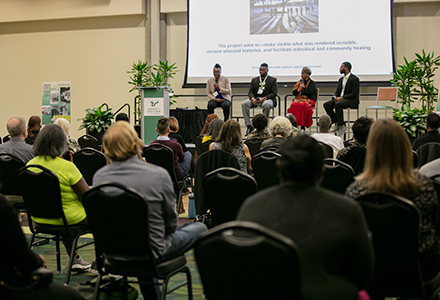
[237,184,373,300]
[412,131,440,151]
[334,73,360,104]
[248,76,278,107]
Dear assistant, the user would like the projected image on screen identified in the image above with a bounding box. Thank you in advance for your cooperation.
[250,0,319,35]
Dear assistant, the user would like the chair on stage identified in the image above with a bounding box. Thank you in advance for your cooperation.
[366,87,398,119]
[83,182,193,300]
[194,221,301,300]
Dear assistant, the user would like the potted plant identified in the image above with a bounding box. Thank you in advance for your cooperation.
[392,50,440,139]
[77,105,114,144]
[127,60,179,128]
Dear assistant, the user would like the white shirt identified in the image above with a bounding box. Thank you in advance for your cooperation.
[311,133,345,158]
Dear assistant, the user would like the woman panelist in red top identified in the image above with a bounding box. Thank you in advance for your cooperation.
[287,67,317,130]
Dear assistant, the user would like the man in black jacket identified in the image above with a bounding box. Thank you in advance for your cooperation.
[242,63,278,136]
[324,62,360,136]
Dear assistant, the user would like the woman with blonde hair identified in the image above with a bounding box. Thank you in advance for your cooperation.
[54,118,80,155]
[346,118,440,279]
[25,116,42,145]
[209,119,251,173]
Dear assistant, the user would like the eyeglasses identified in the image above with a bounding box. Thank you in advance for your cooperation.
[213,71,221,74]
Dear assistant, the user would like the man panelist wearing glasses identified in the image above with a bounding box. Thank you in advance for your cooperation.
[206,63,232,122]
[242,63,278,136]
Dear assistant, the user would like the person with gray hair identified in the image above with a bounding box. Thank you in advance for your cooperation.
[261,116,292,152]
[0,117,34,163]
[287,66,317,131]
[311,114,344,157]
[202,118,224,143]
[54,118,80,155]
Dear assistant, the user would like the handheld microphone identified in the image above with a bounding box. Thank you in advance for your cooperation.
[301,79,304,85]
[215,79,218,83]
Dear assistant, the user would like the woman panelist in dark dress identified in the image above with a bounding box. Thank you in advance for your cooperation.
[287,67,317,130]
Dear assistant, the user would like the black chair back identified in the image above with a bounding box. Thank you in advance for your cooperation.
[252,151,281,191]
[73,148,106,186]
[82,183,156,275]
[2,135,11,143]
[318,142,334,159]
[355,192,426,297]
[412,150,419,169]
[200,140,214,155]
[0,153,25,195]
[194,221,301,300]
[78,134,100,151]
[321,158,354,194]
[202,168,257,226]
[143,143,178,183]
[244,138,263,159]
[194,150,240,215]
[194,135,203,158]
[416,142,440,168]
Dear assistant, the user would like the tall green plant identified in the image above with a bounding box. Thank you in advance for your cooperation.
[390,57,418,108]
[414,50,440,110]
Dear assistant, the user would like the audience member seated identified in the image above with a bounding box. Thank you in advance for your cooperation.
[246,113,270,141]
[54,118,80,155]
[412,112,440,151]
[346,118,440,280]
[209,119,251,173]
[337,116,374,175]
[202,118,224,143]
[0,117,34,163]
[115,112,130,123]
[237,135,373,300]
[261,116,293,152]
[286,66,317,131]
[27,124,91,270]
[200,113,219,136]
[285,113,302,137]
[311,114,344,158]
[151,117,191,180]
[25,116,41,145]
[93,121,207,300]
[0,195,84,300]
[168,116,188,152]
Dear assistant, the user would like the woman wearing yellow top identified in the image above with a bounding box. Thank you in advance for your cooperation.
[27,124,91,270]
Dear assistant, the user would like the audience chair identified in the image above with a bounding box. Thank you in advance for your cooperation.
[366,87,398,119]
[2,135,11,143]
[78,134,100,151]
[356,192,440,299]
[429,175,440,237]
[194,221,301,300]
[321,158,355,194]
[413,150,420,169]
[318,142,334,159]
[200,140,214,155]
[194,135,203,160]
[252,151,281,191]
[416,142,440,168]
[17,165,94,285]
[83,183,193,300]
[244,138,263,159]
[194,150,240,215]
[143,143,188,213]
[73,148,106,186]
[202,167,257,226]
[0,153,26,210]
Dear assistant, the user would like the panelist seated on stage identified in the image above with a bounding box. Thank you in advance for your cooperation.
[323,61,360,137]
[242,63,278,136]
[287,66,317,131]
[206,63,231,122]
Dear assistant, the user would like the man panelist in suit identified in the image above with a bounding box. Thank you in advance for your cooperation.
[323,62,360,136]
[206,63,232,121]
[242,63,278,136]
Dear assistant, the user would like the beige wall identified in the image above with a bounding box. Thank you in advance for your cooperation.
[0,2,146,139]
[0,0,439,139]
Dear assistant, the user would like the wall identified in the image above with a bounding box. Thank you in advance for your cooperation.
[0,0,146,139]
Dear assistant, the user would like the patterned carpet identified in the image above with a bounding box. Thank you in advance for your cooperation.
[24,225,204,299]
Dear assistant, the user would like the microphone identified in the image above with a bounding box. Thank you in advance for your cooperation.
[215,79,218,83]
[301,79,304,85]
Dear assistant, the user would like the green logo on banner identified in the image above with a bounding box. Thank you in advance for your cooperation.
[151,100,159,107]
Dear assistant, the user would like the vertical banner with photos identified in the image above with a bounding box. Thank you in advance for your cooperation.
[42,81,71,125]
